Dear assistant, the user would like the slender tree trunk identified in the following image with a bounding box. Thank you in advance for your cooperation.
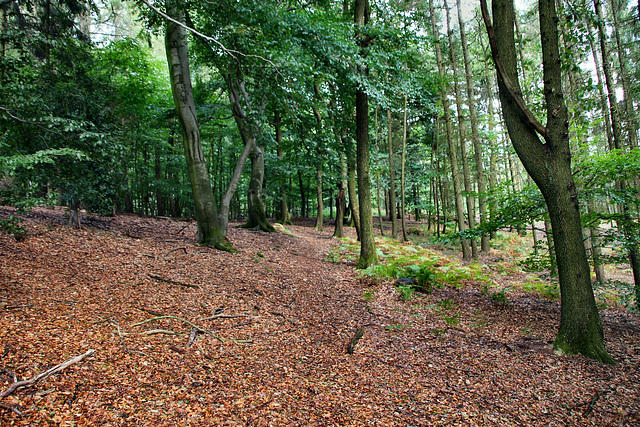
[593,0,640,306]
[429,0,472,259]
[400,96,408,242]
[481,0,613,363]
[354,0,377,268]
[458,0,489,252]
[275,109,292,225]
[314,165,323,231]
[165,2,232,251]
[387,109,398,237]
[347,146,361,240]
[298,170,307,218]
[445,0,477,257]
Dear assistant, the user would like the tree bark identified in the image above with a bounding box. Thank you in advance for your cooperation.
[314,165,324,231]
[481,0,613,363]
[429,0,471,259]
[400,96,408,242]
[354,0,376,268]
[275,109,292,225]
[458,0,488,252]
[347,144,361,240]
[165,1,232,251]
[387,109,398,237]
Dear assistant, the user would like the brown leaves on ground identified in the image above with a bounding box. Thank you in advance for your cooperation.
[1,207,639,426]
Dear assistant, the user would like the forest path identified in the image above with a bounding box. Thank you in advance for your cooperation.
[1,207,639,426]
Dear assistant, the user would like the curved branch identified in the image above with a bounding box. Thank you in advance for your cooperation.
[479,0,547,140]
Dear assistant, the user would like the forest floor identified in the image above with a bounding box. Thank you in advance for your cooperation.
[1,206,639,426]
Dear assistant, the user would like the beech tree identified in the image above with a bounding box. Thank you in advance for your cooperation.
[481,0,613,363]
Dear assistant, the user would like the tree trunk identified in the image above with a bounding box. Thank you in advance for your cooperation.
[593,0,640,306]
[165,1,232,251]
[314,165,323,231]
[445,0,477,258]
[298,170,307,218]
[429,0,472,259]
[355,0,377,268]
[481,0,613,363]
[387,109,398,237]
[347,148,361,240]
[400,96,408,242]
[275,110,292,225]
[458,0,488,252]
[242,144,274,232]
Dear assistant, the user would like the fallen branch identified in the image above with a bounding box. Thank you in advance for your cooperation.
[0,350,95,399]
[163,247,188,260]
[200,313,252,321]
[148,274,199,289]
[583,389,611,417]
[132,315,252,344]
[142,329,184,336]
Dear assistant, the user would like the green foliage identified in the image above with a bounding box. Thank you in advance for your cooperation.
[490,288,509,305]
[0,215,26,241]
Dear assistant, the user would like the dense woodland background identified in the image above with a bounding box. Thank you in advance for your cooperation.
[1,0,639,363]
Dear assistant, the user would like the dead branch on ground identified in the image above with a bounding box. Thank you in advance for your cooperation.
[0,350,95,399]
[148,274,199,289]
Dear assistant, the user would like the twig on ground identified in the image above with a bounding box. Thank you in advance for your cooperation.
[163,247,188,260]
[0,350,95,399]
[142,329,184,336]
[148,274,200,289]
[583,389,611,417]
[132,315,252,344]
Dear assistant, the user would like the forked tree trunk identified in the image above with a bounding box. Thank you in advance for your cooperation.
[165,1,232,251]
[482,0,613,363]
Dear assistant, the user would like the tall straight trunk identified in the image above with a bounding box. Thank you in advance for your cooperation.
[387,109,398,237]
[347,144,361,240]
[593,0,640,306]
[400,96,408,242]
[485,75,498,240]
[586,21,614,151]
[429,0,472,259]
[458,0,488,252]
[314,166,323,231]
[298,170,307,218]
[334,153,347,237]
[165,1,232,251]
[275,109,292,225]
[609,0,638,149]
[445,0,477,257]
[354,0,377,268]
[376,175,385,236]
[155,145,164,216]
[481,0,613,363]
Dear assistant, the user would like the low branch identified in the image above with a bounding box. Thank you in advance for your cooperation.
[0,350,95,399]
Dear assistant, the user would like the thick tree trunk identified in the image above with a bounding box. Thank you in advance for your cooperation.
[482,0,613,363]
[165,2,232,251]
[429,0,471,259]
[354,0,376,268]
